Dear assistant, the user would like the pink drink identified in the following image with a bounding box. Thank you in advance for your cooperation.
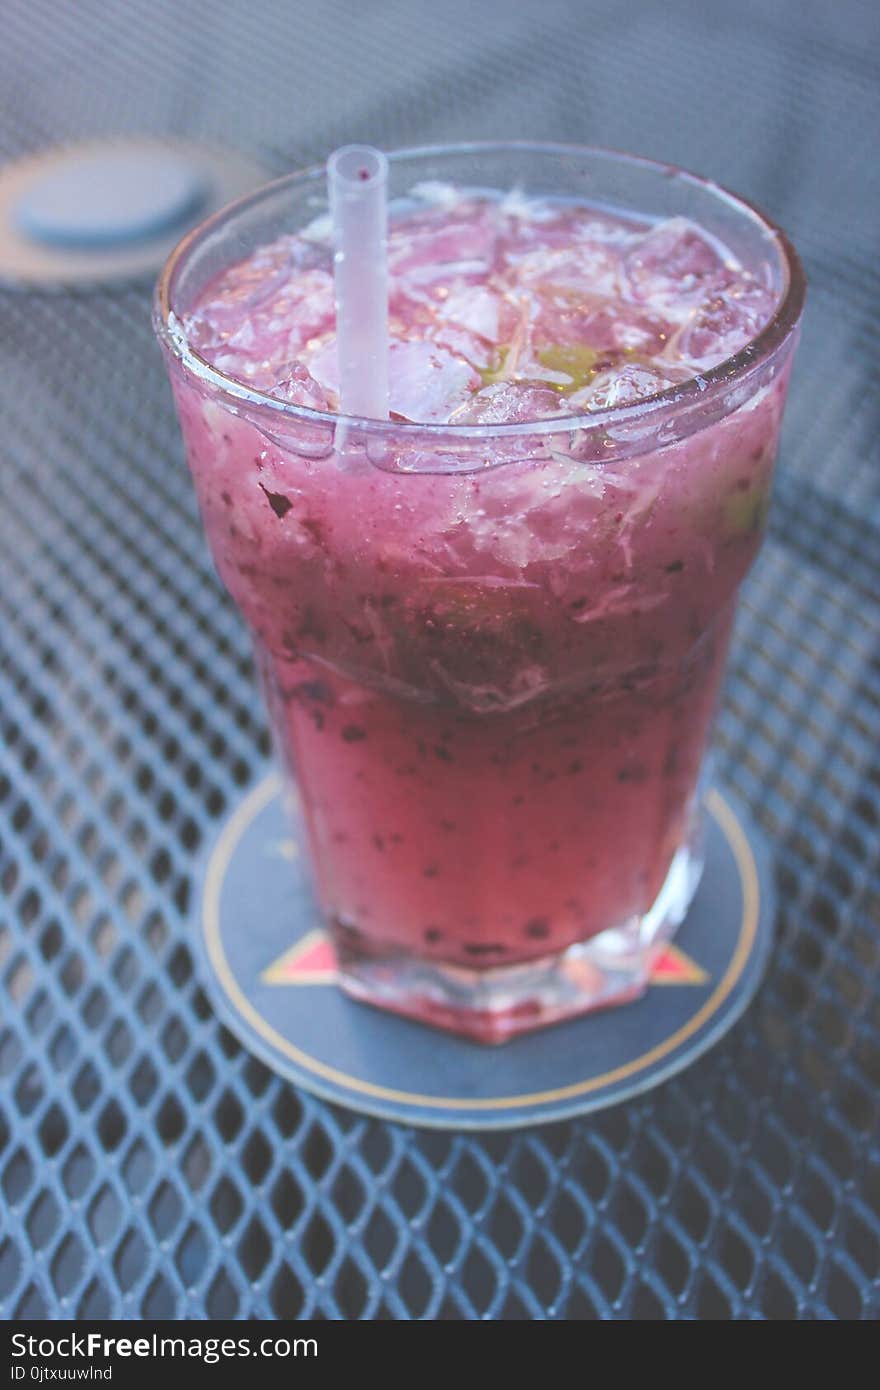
[156,148,802,1041]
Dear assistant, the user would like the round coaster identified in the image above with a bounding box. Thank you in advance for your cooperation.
[17,147,206,247]
[194,776,776,1130]
[0,138,271,289]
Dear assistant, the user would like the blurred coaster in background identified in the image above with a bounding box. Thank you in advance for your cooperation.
[0,138,270,289]
[194,776,776,1130]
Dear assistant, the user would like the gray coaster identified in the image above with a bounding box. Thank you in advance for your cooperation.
[194,777,776,1130]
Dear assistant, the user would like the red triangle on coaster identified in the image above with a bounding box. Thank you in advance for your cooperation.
[651,943,708,985]
[261,929,339,985]
[262,930,708,989]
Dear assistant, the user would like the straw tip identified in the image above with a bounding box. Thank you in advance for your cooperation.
[327,145,388,188]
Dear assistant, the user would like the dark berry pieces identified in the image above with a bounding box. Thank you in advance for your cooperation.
[617,762,648,783]
[296,609,327,644]
[300,516,326,547]
[282,678,332,724]
[664,559,684,573]
[258,484,293,518]
[525,918,550,940]
[342,617,373,645]
[296,680,333,705]
[342,725,367,743]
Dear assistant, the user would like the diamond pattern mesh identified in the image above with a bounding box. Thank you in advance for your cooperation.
[0,0,878,1320]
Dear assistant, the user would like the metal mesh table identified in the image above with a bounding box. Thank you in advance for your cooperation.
[0,0,878,1320]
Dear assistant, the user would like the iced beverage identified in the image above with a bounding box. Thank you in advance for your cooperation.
[155,146,802,1041]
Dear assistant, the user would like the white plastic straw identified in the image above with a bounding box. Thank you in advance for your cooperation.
[327,145,389,419]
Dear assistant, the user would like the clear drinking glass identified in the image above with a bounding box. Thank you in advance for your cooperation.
[154,144,804,1042]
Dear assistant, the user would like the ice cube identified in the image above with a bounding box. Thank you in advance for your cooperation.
[389,204,499,280]
[673,282,775,367]
[623,218,728,316]
[517,359,576,388]
[300,212,334,243]
[409,180,462,209]
[269,364,331,410]
[388,341,480,422]
[570,361,688,410]
[187,262,335,383]
[533,298,669,357]
[281,269,336,350]
[428,322,494,371]
[427,285,518,369]
[212,253,291,306]
[498,187,559,222]
[507,243,621,298]
[499,203,637,269]
[451,381,564,424]
[584,304,669,355]
[303,337,339,397]
[226,318,257,351]
[437,285,504,342]
[184,271,287,351]
[184,307,230,354]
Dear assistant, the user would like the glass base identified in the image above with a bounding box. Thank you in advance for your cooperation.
[335,831,705,1043]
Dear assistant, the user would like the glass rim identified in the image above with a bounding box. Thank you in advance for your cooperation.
[153,139,805,440]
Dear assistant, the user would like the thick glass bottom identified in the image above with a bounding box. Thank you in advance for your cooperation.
[334,824,705,1043]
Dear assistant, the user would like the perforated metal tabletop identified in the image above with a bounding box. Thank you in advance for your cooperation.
[0,0,878,1320]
